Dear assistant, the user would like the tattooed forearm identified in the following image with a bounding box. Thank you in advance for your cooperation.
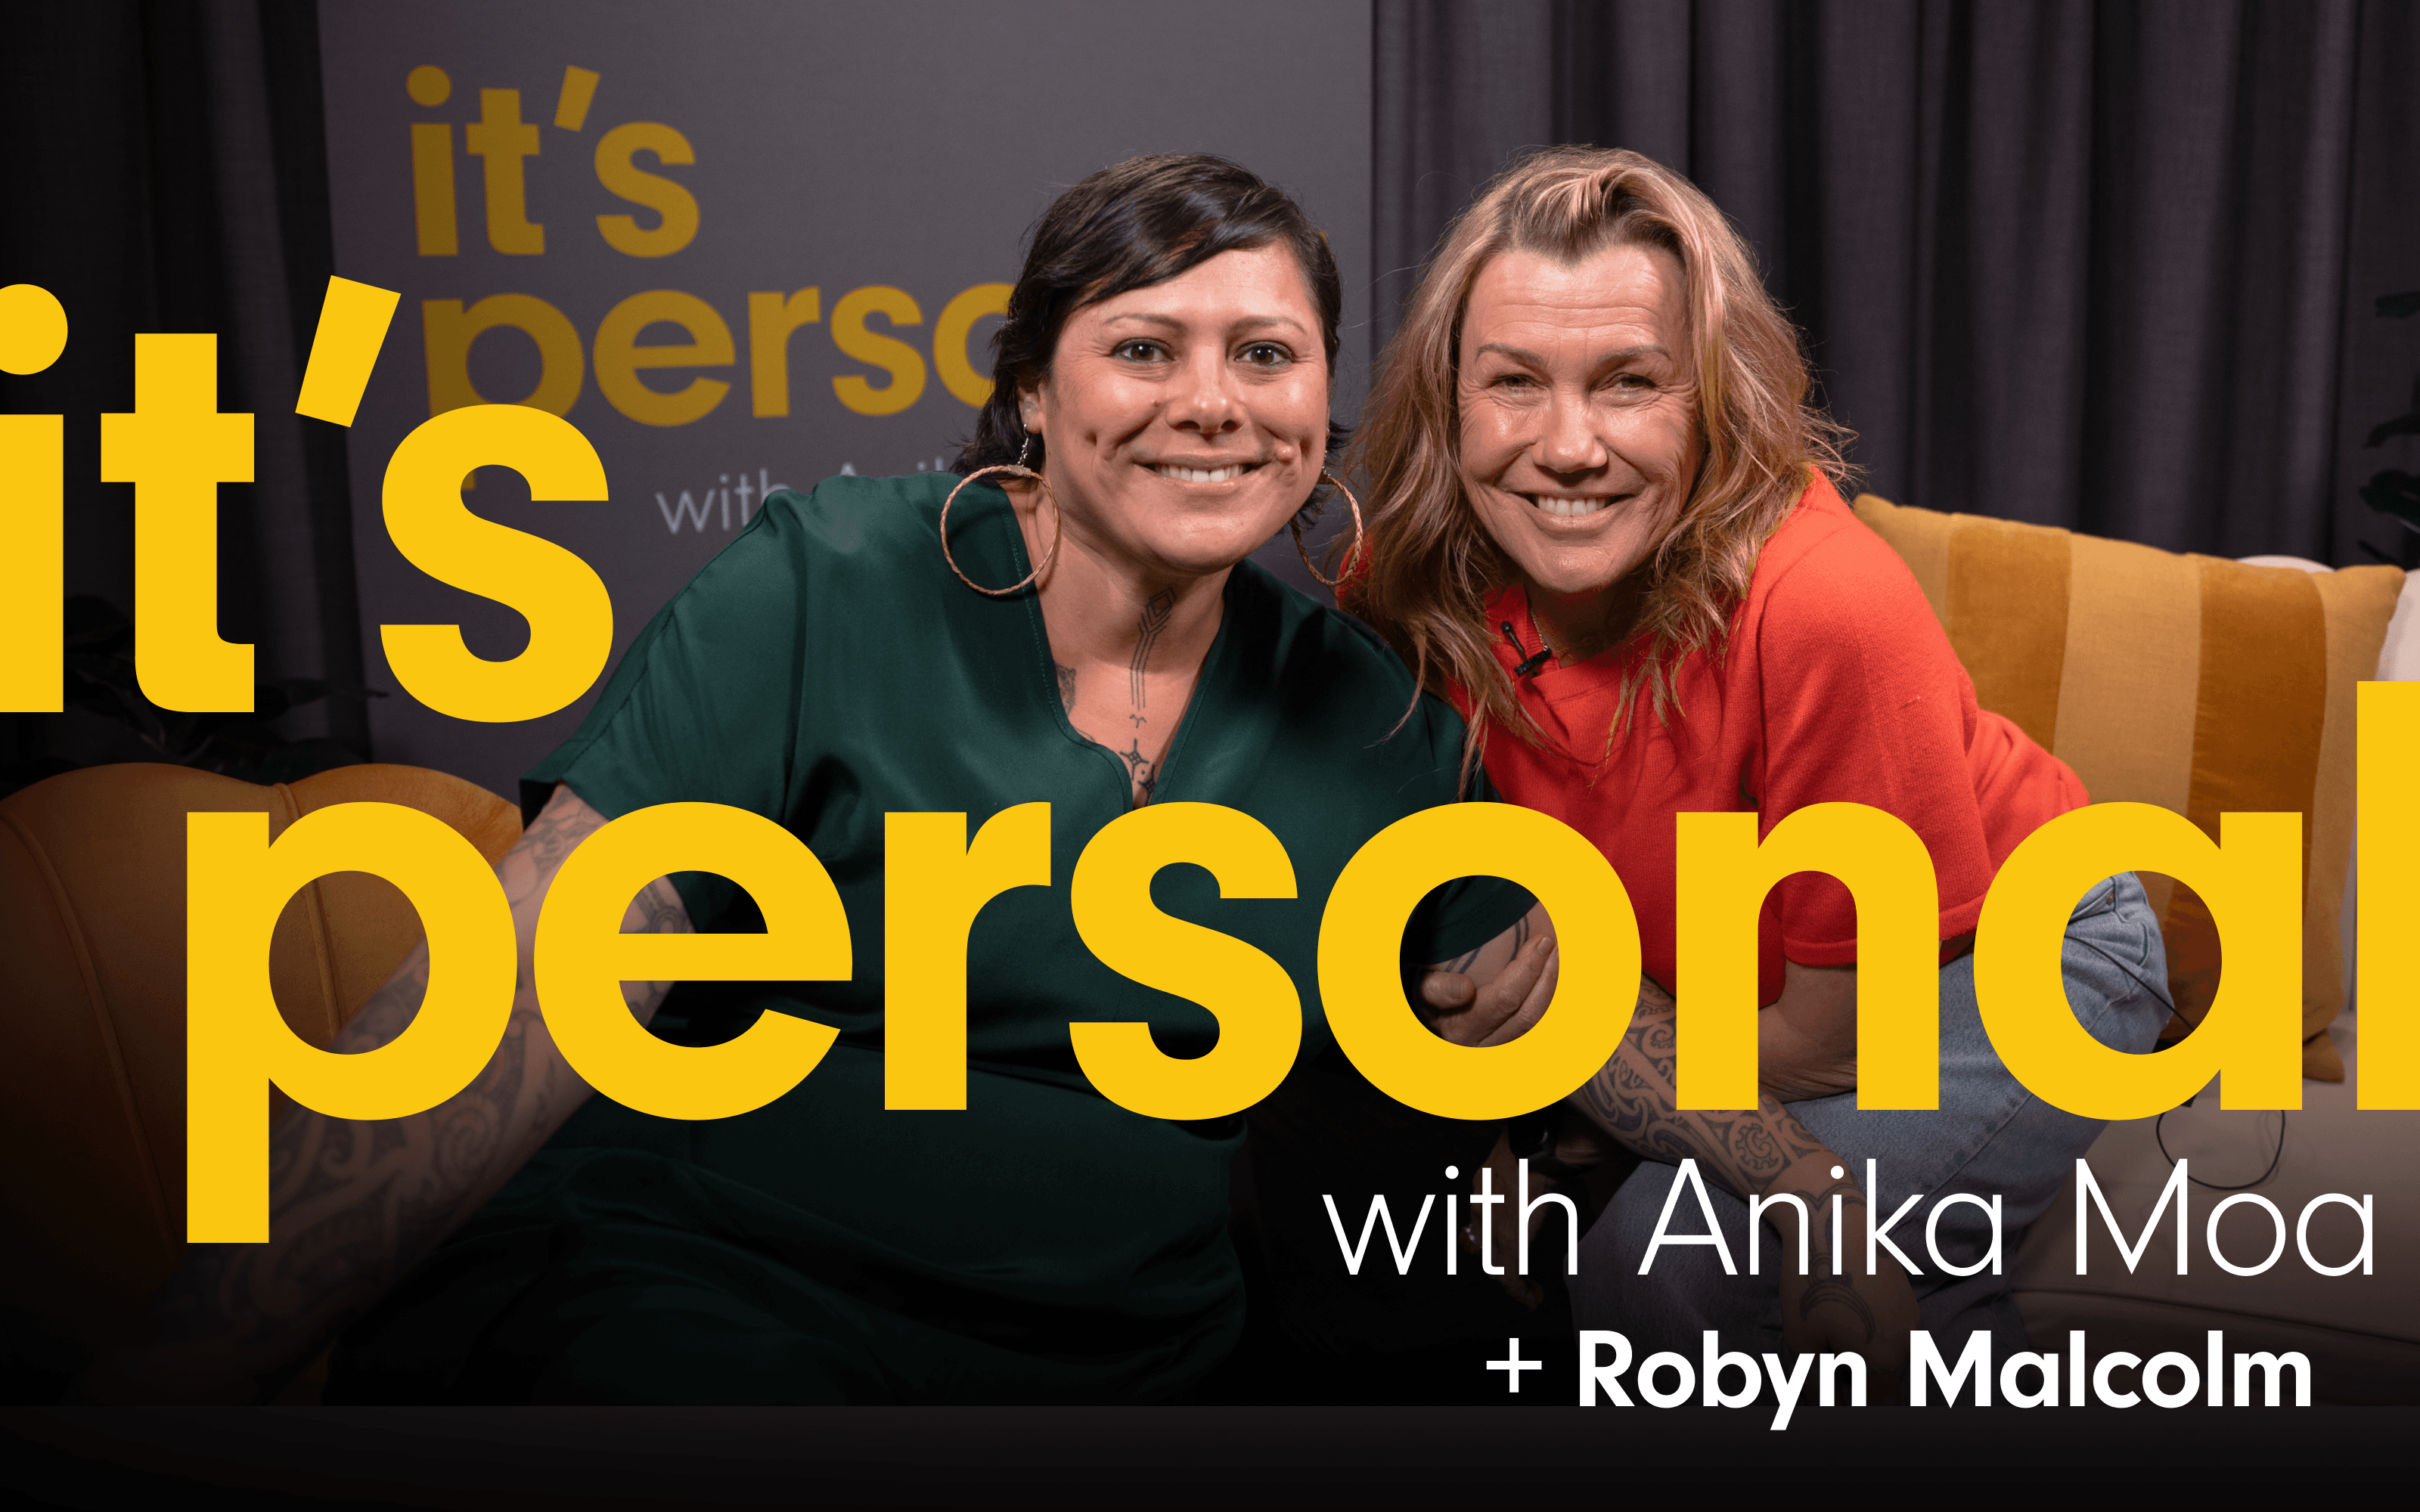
[621,870,690,953]
[1562,978,1915,1363]
[1434,943,1485,978]
[1568,978,1835,1201]
[88,786,691,1402]
[1422,906,1541,1004]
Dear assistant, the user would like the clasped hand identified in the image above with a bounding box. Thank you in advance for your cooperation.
[1419,934,1559,1046]
[1419,937,1862,1106]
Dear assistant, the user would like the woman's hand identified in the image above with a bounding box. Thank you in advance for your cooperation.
[1758,1153,1920,1376]
[1420,931,1558,1046]
[1465,1119,1618,1309]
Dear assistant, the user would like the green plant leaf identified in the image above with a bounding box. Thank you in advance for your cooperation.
[50,596,385,770]
[2369,412,2420,448]
[2362,469,2420,529]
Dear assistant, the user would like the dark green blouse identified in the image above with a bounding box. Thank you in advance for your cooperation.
[330,472,1528,1405]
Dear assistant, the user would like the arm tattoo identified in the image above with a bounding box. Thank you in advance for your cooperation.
[1418,908,1537,1018]
[1571,984,1883,1343]
[1434,943,1485,977]
[1053,662,1077,713]
[1567,978,1833,1198]
[1794,1271,1878,1335]
[119,791,691,1399]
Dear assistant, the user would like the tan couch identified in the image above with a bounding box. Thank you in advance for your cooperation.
[0,763,520,1382]
[1852,496,2420,1402]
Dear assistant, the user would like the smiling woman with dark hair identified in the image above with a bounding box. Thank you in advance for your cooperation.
[84,152,1922,1408]
[956,153,1351,485]
[80,153,1543,1406]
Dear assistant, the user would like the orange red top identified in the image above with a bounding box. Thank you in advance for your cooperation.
[1458,472,2086,1003]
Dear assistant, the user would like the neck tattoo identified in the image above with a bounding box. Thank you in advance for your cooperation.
[1129,588,1174,722]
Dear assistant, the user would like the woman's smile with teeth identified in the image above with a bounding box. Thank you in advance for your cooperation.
[1155,462,1258,484]
[1526,492,1615,518]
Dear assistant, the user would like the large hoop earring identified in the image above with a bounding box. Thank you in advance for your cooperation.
[1291,471,1367,590]
[940,453,1061,597]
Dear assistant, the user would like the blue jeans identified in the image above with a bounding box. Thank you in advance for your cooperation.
[1573,872,2173,1352]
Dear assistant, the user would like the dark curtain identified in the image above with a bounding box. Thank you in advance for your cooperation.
[8,1,2414,786]
[0,0,365,777]
[1373,0,2420,566]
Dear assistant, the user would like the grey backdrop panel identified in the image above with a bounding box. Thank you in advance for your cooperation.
[320,0,1373,797]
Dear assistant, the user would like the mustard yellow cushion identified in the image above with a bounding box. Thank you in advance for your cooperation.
[1850,495,2404,1081]
[0,762,520,1359]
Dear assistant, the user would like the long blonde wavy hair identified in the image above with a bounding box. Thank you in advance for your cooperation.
[1344,147,1851,769]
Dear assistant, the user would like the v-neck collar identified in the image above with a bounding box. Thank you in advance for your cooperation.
[980,482,1238,813]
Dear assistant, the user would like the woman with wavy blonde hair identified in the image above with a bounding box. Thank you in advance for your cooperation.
[1354,147,1844,753]
[1359,147,2173,1361]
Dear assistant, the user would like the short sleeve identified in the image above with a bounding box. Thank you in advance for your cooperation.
[523,502,813,930]
[1398,736,1537,965]
[1751,521,2000,962]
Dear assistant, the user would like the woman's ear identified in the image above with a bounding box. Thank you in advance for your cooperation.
[1016,380,1046,436]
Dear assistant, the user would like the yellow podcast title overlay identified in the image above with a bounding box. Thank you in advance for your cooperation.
[180,770,2391,1242]
[0,281,2400,1245]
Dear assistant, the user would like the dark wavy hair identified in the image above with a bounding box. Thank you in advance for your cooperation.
[953,154,1348,496]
